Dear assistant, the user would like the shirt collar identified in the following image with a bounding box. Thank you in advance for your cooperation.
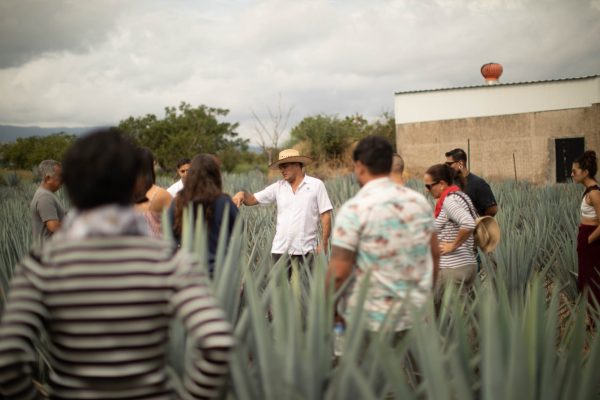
[359,176,392,191]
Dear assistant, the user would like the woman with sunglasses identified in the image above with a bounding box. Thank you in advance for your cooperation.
[424,164,477,301]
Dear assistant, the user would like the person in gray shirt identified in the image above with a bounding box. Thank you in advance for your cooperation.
[31,159,65,245]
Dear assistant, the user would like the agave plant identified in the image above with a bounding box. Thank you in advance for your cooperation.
[1,176,599,399]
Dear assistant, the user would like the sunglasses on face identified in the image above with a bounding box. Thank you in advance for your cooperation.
[445,160,459,166]
[425,181,440,190]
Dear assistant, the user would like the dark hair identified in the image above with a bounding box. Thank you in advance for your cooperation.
[574,150,597,179]
[174,154,223,234]
[138,147,156,189]
[426,163,466,189]
[445,148,468,164]
[62,128,141,210]
[176,158,191,169]
[353,136,393,175]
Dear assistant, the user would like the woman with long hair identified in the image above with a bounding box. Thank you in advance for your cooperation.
[571,150,600,307]
[170,153,238,278]
[424,163,476,298]
[134,147,172,237]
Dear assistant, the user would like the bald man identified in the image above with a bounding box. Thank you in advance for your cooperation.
[390,153,405,185]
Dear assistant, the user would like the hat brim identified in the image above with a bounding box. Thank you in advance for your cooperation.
[269,156,313,170]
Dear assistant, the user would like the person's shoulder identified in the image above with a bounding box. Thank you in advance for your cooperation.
[337,192,362,214]
[34,187,53,197]
[399,185,429,203]
[588,186,600,200]
[33,187,57,203]
[304,174,326,186]
[167,179,182,194]
[445,192,464,206]
[215,192,234,206]
[396,186,433,212]
[264,179,284,189]
[155,186,172,203]
[468,173,489,186]
[149,186,172,212]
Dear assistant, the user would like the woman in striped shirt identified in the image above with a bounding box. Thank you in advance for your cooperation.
[0,128,234,400]
[424,164,477,299]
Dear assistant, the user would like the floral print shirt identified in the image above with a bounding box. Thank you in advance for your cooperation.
[332,177,434,331]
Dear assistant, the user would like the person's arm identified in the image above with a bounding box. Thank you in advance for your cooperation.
[439,197,475,255]
[483,205,498,217]
[232,191,259,207]
[587,190,600,244]
[326,245,356,292]
[0,265,45,399]
[171,257,234,399]
[478,180,498,217]
[440,229,473,255]
[317,210,332,254]
[430,233,440,288]
[38,193,62,234]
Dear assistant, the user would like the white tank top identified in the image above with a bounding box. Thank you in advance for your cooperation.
[581,196,598,219]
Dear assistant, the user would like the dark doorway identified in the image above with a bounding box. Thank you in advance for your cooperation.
[555,137,585,183]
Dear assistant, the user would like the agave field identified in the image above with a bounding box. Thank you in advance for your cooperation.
[1,173,599,399]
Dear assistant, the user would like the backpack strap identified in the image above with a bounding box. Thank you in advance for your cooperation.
[448,192,480,253]
[448,192,478,220]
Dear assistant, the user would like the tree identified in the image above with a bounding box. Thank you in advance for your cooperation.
[251,94,294,165]
[118,102,248,172]
[0,133,76,170]
[363,111,396,151]
[288,114,361,164]
[287,112,397,165]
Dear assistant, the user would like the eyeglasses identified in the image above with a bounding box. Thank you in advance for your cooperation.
[425,181,440,190]
[445,160,459,166]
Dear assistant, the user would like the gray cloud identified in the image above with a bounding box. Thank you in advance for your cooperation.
[0,1,127,68]
[0,0,598,144]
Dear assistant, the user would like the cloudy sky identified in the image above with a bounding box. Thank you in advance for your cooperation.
[1,0,599,144]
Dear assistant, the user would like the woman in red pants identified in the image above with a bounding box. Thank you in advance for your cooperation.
[572,151,600,309]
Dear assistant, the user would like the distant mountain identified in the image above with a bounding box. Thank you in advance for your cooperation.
[0,125,99,143]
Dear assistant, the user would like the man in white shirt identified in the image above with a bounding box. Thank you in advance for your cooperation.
[166,158,191,197]
[232,149,333,274]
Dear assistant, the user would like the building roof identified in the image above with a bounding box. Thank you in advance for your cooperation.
[394,74,600,95]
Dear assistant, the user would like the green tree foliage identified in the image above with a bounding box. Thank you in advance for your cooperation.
[118,102,249,172]
[362,111,396,151]
[288,112,396,163]
[0,133,76,169]
[288,114,359,164]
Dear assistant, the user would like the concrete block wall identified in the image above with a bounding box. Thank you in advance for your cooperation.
[396,104,600,184]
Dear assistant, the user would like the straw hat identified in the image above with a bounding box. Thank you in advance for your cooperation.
[474,216,500,253]
[269,149,313,170]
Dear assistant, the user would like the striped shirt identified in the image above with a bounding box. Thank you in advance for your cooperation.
[434,192,477,269]
[0,236,234,399]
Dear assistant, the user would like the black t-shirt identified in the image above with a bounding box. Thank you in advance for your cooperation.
[464,173,497,216]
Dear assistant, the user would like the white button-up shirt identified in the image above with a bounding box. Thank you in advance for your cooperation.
[167,179,183,197]
[254,175,333,255]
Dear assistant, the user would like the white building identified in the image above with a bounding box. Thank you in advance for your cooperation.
[394,73,600,183]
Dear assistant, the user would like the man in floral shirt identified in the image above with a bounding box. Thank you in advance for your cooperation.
[326,136,439,333]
